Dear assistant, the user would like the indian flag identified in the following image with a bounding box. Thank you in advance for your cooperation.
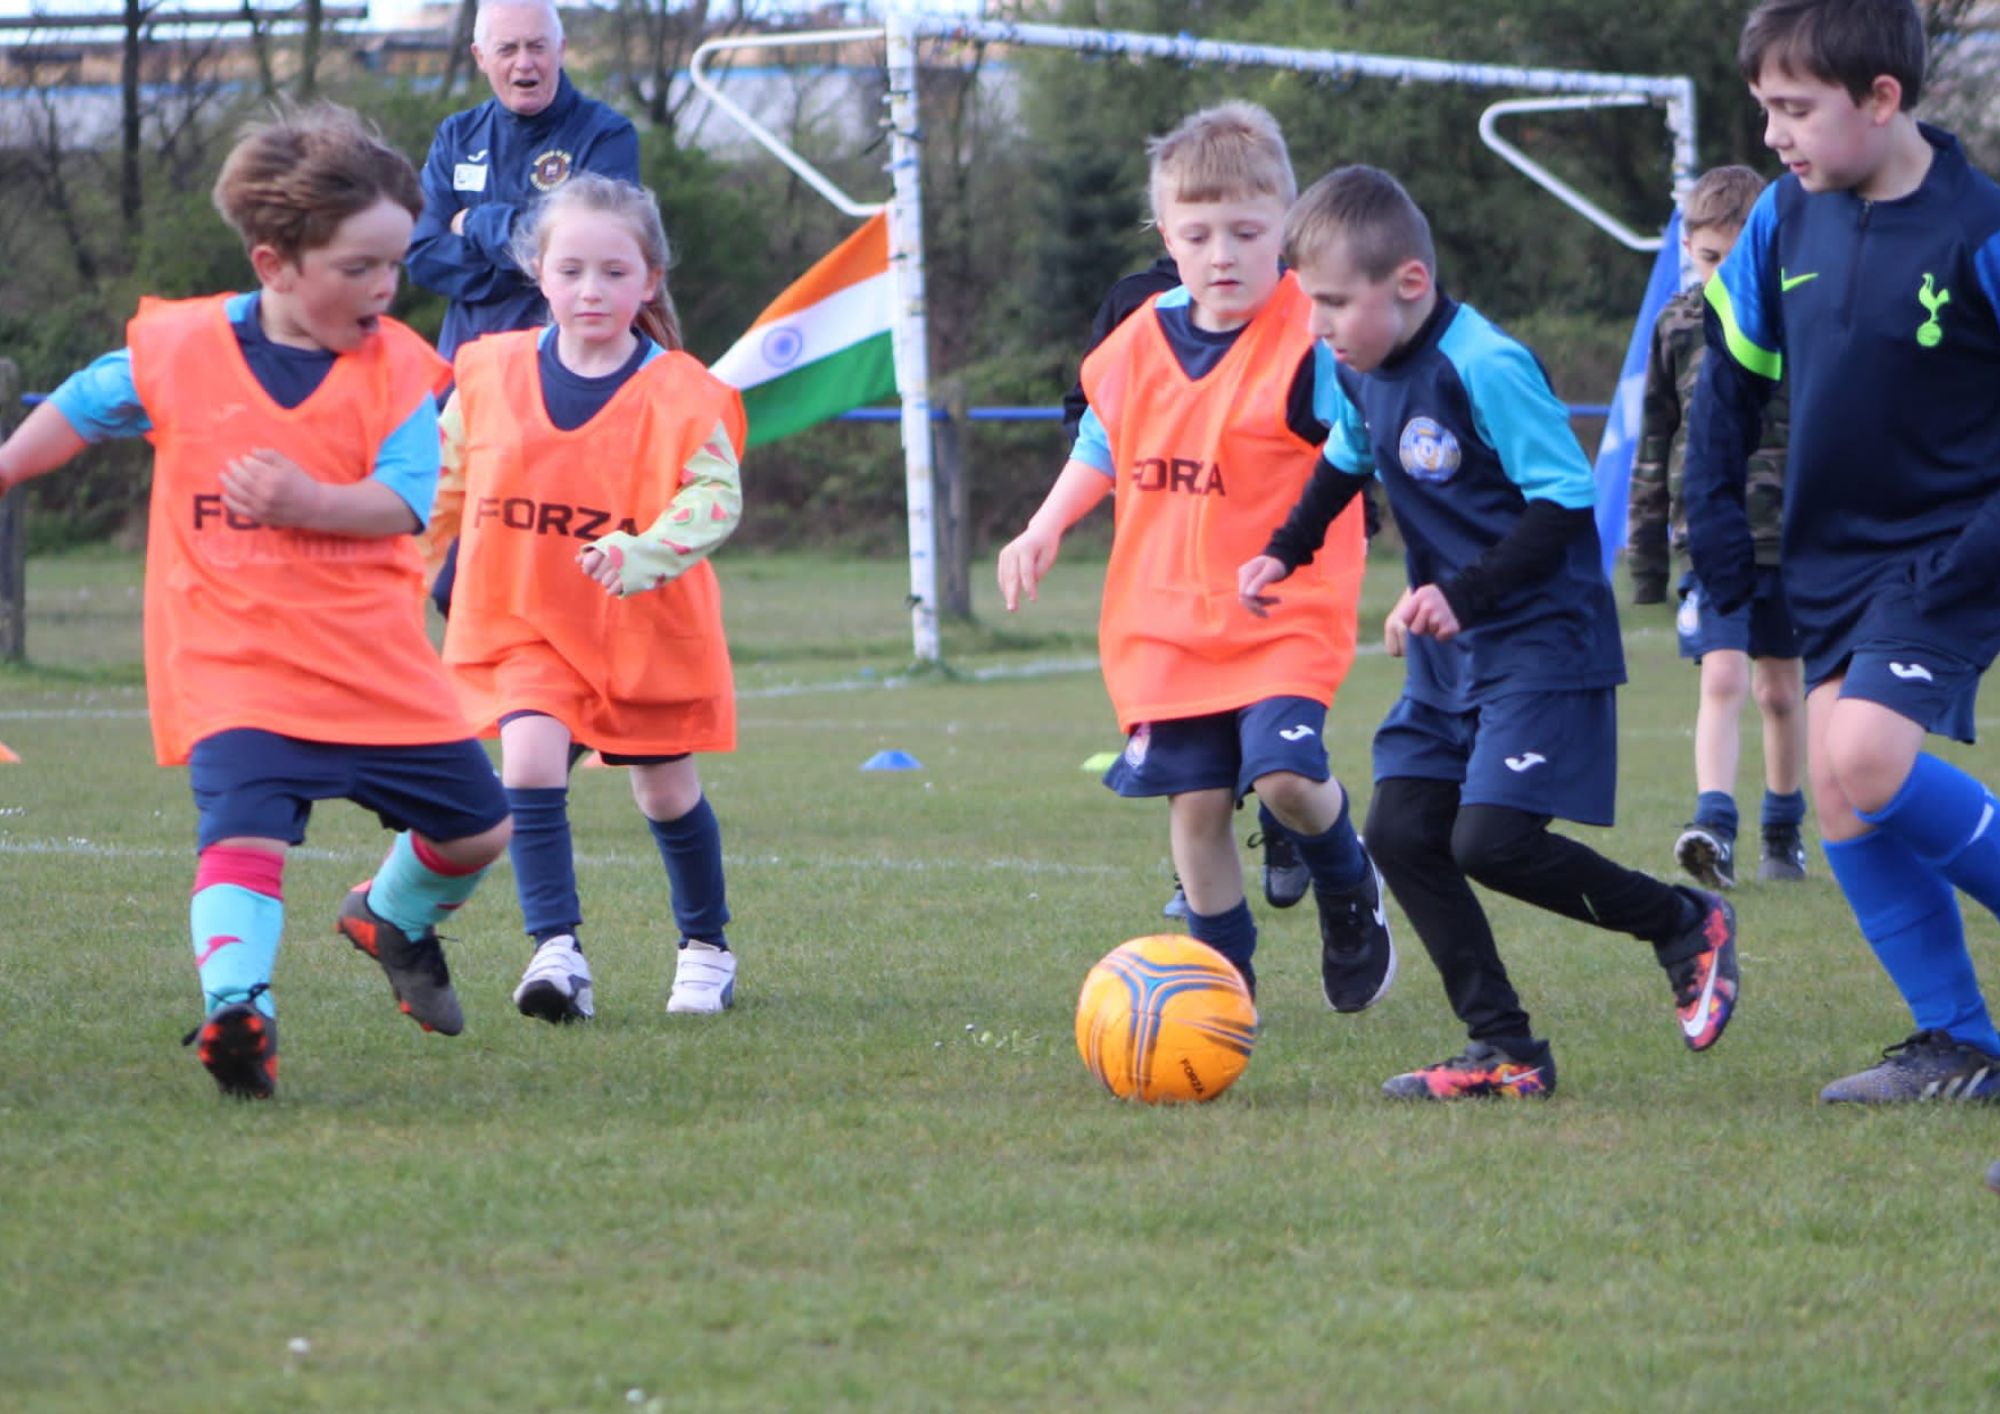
[710,211,896,448]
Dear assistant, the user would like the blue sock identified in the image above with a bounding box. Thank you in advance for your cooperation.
[1761,789,1806,831]
[1860,752,2000,919]
[1187,899,1257,993]
[647,795,730,945]
[1695,790,1738,838]
[1823,830,2000,1052]
[506,785,581,940]
[1292,788,1368,893]
[367,832,486,938]
[190,846,284,1019]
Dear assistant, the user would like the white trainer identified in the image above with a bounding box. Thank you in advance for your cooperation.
[513,935,595,1023]
[667,939,737,1014]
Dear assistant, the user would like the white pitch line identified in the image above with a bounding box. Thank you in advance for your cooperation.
[0,836,1130,877]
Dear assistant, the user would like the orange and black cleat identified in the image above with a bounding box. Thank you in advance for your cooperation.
[1382,1039,1556,1100]
[183,994,279,1100]
[336,882,464,1036]
[1663,890,1739,1052]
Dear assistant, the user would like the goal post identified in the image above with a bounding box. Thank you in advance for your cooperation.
[691,11,1697,663]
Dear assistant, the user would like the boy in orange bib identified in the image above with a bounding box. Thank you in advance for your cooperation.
[0,106,512,1099]
[998,102,1386,1006]
[434,175,746,1022]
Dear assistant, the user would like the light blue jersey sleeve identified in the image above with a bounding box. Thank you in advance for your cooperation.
[1069,405,1115,478]
[376,395,443,527]
[1704,184,1785,381]
[1311,342,1374,477]
[1447,314,1596,509]
[48,349,150,442]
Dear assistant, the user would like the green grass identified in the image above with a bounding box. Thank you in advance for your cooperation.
[3,549,1998,1412]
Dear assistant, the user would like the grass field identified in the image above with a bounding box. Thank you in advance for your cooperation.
[3,547,1998,1412]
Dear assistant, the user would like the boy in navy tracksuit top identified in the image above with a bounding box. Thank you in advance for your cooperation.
[1240,166,1741,1099]
[1686,0,2000,1102]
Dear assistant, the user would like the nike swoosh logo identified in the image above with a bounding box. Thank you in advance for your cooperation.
[1278,725,1317,741]
[1888,661,1934,682]
[1680,964,1721,1040]
[194,935,242,967]
[1504,752,1547,772]
[1781,271,1819,291]
[1499,1066,1544,1090]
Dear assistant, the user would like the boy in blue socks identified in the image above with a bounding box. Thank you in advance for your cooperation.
[1686,0,2000,1101]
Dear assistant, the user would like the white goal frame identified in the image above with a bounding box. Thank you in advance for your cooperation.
[690,10,1697,663]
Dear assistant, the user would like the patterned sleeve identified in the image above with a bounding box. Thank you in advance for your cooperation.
[588,416,744,597]
[416,390,467,586]
[1626,309,1679,598]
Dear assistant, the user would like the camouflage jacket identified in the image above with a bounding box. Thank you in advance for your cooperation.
[1627,286,1789,602]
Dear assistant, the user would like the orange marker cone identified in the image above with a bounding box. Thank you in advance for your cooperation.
[0,740,19,763]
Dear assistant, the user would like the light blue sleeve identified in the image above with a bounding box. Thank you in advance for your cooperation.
[372,395,442,526]
[1449,317,1596,508]
[1310,342,1373,477]
[1069,405,1115,478]
[48,349,151,442]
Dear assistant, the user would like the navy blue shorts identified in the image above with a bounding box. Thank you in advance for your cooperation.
[1838,645,1982,743]
[1103,697,1331,800]
[189,728,508,850]
[1371,689,1618,827]
[1675,570,1799,662]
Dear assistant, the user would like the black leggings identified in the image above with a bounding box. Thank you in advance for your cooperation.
[1365,777,1690,1045]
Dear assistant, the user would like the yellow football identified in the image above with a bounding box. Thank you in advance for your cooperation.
[1075,934,1258,1103]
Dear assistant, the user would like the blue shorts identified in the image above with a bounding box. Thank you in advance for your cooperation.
[1675,570,1799,662]
[1838,645,1982,744]
[189,728,508,850]
[1371,689,1618,827]
[1103,697,1331,800]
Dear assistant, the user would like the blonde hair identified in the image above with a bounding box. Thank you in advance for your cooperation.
[212,102,422,262]
[1147,101,1296,223]
[510,174,683,351]
[1283,165,1436,282]
[1682,165,1766,234]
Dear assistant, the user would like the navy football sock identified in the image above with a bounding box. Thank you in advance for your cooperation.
[1291,788,1368,893]
[647,795,731,945]
[1187,899,1257,994]
[506,786,581,939]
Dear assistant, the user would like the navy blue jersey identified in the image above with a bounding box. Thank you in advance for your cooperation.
[538,329,656,430]
[1686,125,2000,677]
[407,75,641,359]
[1289,296,1623,709]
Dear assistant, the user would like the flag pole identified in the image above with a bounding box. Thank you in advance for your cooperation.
[884,6,941,665]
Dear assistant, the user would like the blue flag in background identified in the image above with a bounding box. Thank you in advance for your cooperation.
[1593,210,1685,578]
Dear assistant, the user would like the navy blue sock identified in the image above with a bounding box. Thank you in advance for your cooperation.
[1187,899,1257,994]
[1292,788,1368,893]
[647,795,731,946]
[1823,829,2000,1052]
[1694,790,1738,838]
[1761,789,1806,831]
[1861,752,2000,920]
[506,785,580,939]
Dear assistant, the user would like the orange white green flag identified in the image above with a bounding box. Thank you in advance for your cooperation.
[709,211,897,448]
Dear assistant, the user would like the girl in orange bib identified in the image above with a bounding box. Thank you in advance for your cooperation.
[437,175,746,1022]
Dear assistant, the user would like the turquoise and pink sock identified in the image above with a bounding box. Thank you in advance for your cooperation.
[191,845,283,1019]
[366,832,486,938]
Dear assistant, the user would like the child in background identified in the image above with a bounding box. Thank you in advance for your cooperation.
[435,174,746,1021]
[1686,0,2000,1101]
[1242,166,1740,1099]
[0,105,512,1097]
[1000,102,1391,1009]
[1627,165,1808,890]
